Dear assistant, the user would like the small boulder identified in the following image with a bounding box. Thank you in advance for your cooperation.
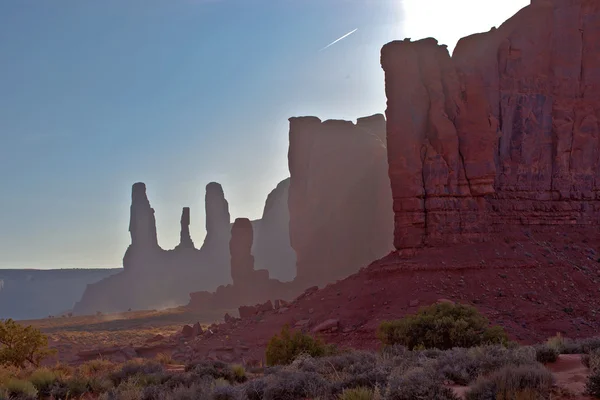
[239,305,258,319]
[181,325,194,338]
[295,319,310,328]
[258,300,274,313]
[409,299,420,307]
[192,322,203,336]
[312,319,339,333]
[224,313,236,324]
[146,334,164,344]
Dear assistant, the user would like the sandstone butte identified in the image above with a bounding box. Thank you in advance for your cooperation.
[146,0,600,367]
[381,0,600,251]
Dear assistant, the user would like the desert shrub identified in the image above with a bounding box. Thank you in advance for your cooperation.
[110,360,164,386]
[544,333,600,354]
[0,319,56,368]
[266,325,338,366]
[261,370,329,400]
[329,366,391,396]
[88,376,114,394]
[434,347,478,385]
[466,364,553,400]
[433,345,537,386]
[385,367,459,400]
[167,382,213,400]
[338,386,375,400]
[240,377,268,400]
[155,352,174,365]
[106,378,144,400]
[213,384,241,400]
[3,378,38,399]
[65,374,90,397]
[377,303,509,350]
[80,358,117,376]
[230,364,246,383]
[319,351,380,376]
[534,344,559,363]
[186,360,245,384]
[586,349,600,373]
[586,370,600,398]
[29,368,57,396]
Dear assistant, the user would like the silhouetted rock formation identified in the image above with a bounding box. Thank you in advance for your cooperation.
[123,183,161,271]
[381,0,600,251]
[188,217,296,311]
[252,178,296,282]
[73,183,232,315]
[176,208,194,250]
[231,218,259,284]
[287,114,394,286]
[201,182,231,253]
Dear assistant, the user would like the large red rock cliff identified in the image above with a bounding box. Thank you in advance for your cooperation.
[288,115,394,285]
[381,0,600,250]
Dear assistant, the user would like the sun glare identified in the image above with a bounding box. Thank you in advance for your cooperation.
[401,0,530,52]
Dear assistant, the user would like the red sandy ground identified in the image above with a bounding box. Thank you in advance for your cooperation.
[180,227,600,365]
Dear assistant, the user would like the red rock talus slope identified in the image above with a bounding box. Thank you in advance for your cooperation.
[381,0,600,250]
[170,228,600,365]
[288,114,394,286]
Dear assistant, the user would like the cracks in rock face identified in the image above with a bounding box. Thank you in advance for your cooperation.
[420,144,429,244]
[458,139,473,196]
[579,28,585,98]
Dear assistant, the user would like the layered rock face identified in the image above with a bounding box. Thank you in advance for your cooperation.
[381,0,600,250]
[252,178,296,282]
[288,114,394,285]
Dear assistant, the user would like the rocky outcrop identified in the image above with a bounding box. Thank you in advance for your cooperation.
[188,218,297,312]
[73,183,233,315]
[176,208,194,250]
[381,0,600,250]
[123,183,161,271]
[231,218,269,285]
[288,114,394,285]
[201,182,231,254]
[252,178,296,282]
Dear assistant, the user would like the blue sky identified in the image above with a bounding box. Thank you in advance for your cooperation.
[0,0,527,269]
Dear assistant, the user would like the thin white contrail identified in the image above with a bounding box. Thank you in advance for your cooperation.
[320,28,358,51]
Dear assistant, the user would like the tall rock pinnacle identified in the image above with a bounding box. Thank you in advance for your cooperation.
[129,182,159,249]
[201,182,231,252]
[230,218,255,285]
[177,207,195,249]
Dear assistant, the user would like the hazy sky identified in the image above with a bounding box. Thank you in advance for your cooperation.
[0,0,528,269]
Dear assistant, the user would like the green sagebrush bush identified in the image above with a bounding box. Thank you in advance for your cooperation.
[265,324,338,366]
[466,364,553,400]
[377,302,509,350]
[0,319,56,368]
